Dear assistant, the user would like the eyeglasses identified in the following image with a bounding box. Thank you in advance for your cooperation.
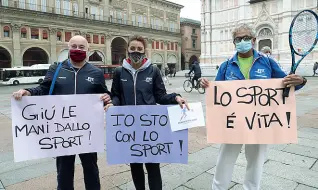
[233,36,253,44]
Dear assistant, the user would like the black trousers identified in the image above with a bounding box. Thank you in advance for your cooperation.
[56,153,100,190]
[192,74,201,88]
[130,163,162,190]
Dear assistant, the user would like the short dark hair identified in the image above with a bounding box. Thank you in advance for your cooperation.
[128,35,147,49]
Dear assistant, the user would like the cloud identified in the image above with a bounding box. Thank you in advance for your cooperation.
[168,0,201,21]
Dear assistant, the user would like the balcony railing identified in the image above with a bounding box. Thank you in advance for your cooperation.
[1,1,180,33]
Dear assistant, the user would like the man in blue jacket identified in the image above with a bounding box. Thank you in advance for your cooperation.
[12,35,111,190]
[200,24,307,190]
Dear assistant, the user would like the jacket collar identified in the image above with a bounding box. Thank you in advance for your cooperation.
[230,49,261,64]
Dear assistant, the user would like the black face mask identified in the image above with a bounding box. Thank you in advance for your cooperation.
[128,52,145,63]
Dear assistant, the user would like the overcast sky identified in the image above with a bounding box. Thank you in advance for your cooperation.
[168,0,201,21]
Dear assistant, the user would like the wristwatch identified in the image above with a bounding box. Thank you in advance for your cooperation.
[301,76,307,85]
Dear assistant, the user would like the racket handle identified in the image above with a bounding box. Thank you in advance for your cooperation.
[283,87,290,98]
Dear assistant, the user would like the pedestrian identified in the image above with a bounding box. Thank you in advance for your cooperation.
[108,35,189,190]
[188,61,202,89]
[313,62,318,76]
[173,67,176,77]
[164,66,169,76]
[200,24,307,190]
[261,46,272,56]
[12,35,112,190]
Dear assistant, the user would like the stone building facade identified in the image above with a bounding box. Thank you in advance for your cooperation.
[201,0,318,76]
[180,18,201,70]
[0,0,183,71]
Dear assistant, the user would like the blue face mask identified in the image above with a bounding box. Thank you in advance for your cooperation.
[235,40,252,53]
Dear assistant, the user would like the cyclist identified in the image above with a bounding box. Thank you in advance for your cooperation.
[188,61,201,89]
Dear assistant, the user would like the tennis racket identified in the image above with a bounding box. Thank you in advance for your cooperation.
[283,9,318,97]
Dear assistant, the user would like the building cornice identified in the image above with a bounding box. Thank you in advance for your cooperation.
[0,6,181,38]
[151,0,184,10]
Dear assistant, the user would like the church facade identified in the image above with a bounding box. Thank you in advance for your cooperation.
[200,0,318,76]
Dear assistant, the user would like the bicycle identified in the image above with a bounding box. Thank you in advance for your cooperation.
[183,73,205,94]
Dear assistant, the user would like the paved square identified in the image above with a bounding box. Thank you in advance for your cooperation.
[1,77,318,189]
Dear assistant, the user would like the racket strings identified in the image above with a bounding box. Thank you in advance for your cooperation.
[292,11,318,55]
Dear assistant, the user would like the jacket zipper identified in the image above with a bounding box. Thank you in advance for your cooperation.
[248,56,260,79]
[133,71,139,105]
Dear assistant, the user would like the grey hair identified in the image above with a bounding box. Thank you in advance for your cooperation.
[232,24,256,39]
[261,46,271,53]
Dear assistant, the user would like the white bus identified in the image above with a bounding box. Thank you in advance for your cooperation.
[0,64,51,85]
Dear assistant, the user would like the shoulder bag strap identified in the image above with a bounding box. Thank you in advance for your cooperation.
[49,62,63,95]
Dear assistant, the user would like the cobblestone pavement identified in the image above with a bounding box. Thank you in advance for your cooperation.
[1,77,318,190]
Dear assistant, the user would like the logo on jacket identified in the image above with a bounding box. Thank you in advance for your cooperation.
[144,77,152,83]
[255,69,265,74]
[85,77,94,84]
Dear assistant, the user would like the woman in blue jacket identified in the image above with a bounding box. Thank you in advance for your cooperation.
[108,35,188,190]
[200,24,307,190]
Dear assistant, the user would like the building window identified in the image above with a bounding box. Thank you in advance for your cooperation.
[57,31,62,41]
[170,42,174,51]
[161,42,163,49]
[29,0,37,10]
[192,28,196,34]
[2,0,8,6]
[41,0,47,12]
[31,28,39,39]
[65,32,71,42]
[3,26,10,37]
[156,41,159,49]
[192,39,196,49]
[90,6,97,19]
[21,28,27,38]
[63,0,71,15]
[93,35,99,44]
[101,36,105,44]
[19,0,25,9]
[167,43,170,50]
[176,43,178,51]
[56,0,61,14]
[152,41,155,49]
[86,34,91,43]
[73,3,78,16]
[42,30,48,40]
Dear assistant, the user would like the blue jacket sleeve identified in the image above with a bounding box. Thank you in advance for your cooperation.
[214,61,228,81]
[268,57,304,91]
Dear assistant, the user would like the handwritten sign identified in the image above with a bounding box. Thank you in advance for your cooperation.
[11,95,105,162]
[106,105,188,165]
[168,102,205,132]
[206,79,297,144]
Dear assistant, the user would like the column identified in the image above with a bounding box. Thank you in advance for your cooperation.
[105,34,112,65]
[128,1,132,22]
[177,42,181,71]
[104,0,110,18]
[48,0,54,13]
[205,0,211,61]
[200,0,206,60]
[164,40,168,68]
[11,24,22,67]
[146,38,152,59]
[78,0,84,13]
[50,28,57,63]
